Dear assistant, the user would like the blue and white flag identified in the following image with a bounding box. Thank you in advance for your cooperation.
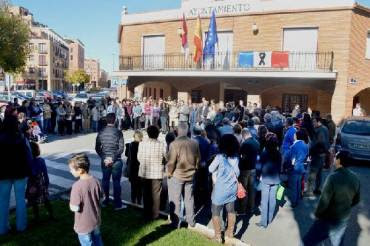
[203,10,218,60]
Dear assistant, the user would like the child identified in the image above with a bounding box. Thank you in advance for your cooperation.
[31,121,46,143]
[69,153,103,246]
[125,130,143,204]
[26,142,54,222]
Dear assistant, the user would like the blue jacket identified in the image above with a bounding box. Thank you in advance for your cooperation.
[194,135,211,166]
[286,140,308,174]
[281,126,297,155]
[209,154,239,205]
[218,124,234,136]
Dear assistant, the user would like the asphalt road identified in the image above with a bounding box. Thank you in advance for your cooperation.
[38,132,370,246]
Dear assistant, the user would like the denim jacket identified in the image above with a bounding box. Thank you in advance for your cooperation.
[209,154,239,205]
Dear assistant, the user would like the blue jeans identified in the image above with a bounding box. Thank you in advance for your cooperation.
[101,160,123,208]
[289,173,303,206]
[92,121,98,132]
[0,179,27,235]
[43,118,51,133]
[77,227,103,246]
[302,218,349,246]
[260,182,278,227]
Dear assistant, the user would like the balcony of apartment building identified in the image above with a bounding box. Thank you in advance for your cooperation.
[118,51,336,80]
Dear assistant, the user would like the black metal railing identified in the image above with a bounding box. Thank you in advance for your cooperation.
[119,51,334,72]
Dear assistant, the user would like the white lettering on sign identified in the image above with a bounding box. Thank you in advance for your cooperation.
[187,3,250,17]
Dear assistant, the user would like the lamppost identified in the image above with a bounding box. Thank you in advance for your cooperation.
[112,53,116,71]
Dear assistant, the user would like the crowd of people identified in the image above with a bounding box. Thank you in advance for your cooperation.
[0,96,362,246]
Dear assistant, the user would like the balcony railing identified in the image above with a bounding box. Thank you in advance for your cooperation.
[119,51,334,73]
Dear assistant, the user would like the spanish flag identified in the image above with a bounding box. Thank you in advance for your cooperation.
[193,15,203,63]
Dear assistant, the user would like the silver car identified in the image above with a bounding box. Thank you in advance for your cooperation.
[336,117,370,161]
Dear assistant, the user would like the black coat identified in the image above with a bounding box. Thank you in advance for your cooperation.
[0,132,32,180]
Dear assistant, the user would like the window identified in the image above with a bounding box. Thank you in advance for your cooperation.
[70,55,73,61]
[39,67,47,77]
[366,31,370,59]
[191,90,202,103]
[153,88,157,100]
[39,55,47,66]
[38,43,47,53]
[160,89,164,99]
[149,88,152,97]
[282,94,308,113]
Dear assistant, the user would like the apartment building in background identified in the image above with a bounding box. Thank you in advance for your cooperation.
[65,39,85,72]
[84,58,100,88]
[116,0,370,122]
[99,69,109,88]
[10,6,69,91]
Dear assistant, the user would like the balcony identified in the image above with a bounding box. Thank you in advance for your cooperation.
[119,51,336,80]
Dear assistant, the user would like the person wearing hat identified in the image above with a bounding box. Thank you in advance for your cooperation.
[302,151,360,246]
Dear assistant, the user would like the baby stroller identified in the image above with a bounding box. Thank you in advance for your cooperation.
[30,121,47,143]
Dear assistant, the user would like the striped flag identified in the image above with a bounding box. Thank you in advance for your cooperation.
[181,14,188,49]
[193,15,203,63]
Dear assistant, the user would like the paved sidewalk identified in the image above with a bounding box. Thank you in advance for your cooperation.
[9,132,370,246]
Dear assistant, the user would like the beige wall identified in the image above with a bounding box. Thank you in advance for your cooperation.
[68,41,85,71]
[346,8,370,115]
[84,59,100,87]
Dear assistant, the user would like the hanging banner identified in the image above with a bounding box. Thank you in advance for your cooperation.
[271,51,289,68]
[253,51,272,68]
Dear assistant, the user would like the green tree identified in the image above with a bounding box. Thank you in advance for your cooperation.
[66,69,90,92]
[65,69,90,85]
[0,3,30,74]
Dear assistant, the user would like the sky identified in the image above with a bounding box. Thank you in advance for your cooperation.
[11,0,370,75]
[11,0,182,74]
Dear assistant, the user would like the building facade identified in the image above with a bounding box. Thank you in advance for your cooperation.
[84,58,100,88]
[99,69,109,88]
[10,6,69,91]
[116,0,370,122]
[65,39,85,72]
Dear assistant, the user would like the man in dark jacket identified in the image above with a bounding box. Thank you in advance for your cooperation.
[239,128,260,215]
[303,151,360,246]
[193,125,211,210]
[0,115,33,235]
[306,117,329,196]
[95,113,125,210]
[325,114,336,145]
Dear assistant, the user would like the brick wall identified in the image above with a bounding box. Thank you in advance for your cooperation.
[120,7,370,122]
[346,8,370,115]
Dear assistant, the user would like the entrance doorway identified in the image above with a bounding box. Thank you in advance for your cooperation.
[224,89,247,104]
[282,94,308,113]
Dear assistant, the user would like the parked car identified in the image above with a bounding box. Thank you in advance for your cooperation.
[336,117,370,161]
[72,93,89,104]
[16,90,36,98]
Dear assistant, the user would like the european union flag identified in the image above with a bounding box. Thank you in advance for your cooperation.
[203,10,218,60]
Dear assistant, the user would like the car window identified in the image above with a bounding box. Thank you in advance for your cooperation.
[342,121,370,136]
[77,94,88,98]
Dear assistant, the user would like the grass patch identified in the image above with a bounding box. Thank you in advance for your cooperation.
[0,200,219,246]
